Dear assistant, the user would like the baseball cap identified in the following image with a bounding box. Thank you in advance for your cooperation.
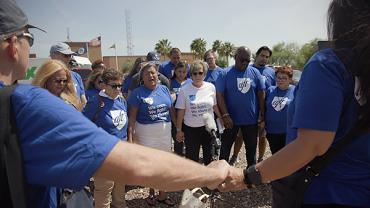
[0,0,45,35]
[146,51,160,62]
[50,42,75,55]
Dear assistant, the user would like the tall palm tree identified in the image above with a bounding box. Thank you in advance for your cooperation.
[190,38,207,59]
[155,39,172,60]
[220,42,235,66]
[212,40,222,54]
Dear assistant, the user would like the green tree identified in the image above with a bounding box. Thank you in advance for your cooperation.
[190,38,207,59]
[155,39,172,60]
[296,38,320,69]
[212,40,222,53]
[271,42,300,67]
[219,41,235,66]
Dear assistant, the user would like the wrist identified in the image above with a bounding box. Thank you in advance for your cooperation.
[176,128,182,132]
[243,165,262,187]
[221,113,230,118]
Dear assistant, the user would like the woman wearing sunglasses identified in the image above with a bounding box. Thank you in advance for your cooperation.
[175,60,222,165]
[127,62,176,207]
[32,59,82,111]
[264,66,295,154]
[85,68,104,101]
[83,68,128,208]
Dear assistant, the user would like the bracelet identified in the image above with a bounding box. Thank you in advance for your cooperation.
[221,113,230,118]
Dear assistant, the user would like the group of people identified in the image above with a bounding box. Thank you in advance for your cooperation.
[0,0,369,208]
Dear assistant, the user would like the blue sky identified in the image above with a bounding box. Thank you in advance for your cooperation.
[18,0,331,58]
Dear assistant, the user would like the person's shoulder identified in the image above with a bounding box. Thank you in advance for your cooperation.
[288,84,296,91]
[71,70,82,78]
[160,60,171,67]
[13,84,50,99]
[265,66,275,73]
[304,48,345,76]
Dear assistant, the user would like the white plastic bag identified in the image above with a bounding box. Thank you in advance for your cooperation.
[179,188,209,208]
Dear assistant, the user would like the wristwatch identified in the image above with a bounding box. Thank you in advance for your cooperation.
[243,165,262,187]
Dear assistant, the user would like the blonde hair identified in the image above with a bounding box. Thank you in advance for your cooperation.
[32,60,82,111]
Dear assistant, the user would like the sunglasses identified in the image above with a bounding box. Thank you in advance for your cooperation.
[192,71,204,76]
[1,31,34,47]
[106,83,123,89]
[53,79,68,84]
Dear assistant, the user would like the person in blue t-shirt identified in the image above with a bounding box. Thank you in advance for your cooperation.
[219,1,370,207]
[122,57,145,98]
[84,69,128,208]
[170,61,191,156]
[216,46,266,167]
[127,62,176,206]
[159,47,190,79]
[0,1,229,207]
[50,42,87,107]
[265,66,295,154]
[85,67,104,102]
[204,50,223,86]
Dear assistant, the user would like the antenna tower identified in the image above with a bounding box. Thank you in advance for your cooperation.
[125,9,134,56]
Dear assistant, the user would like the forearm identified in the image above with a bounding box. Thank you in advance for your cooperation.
[95,141,225,191]
[176,109,185,130]
[257,90,265,116]
[256,129,335,183]
[213,105,222,119]
[216,93,228,116]
[170,107,176,124]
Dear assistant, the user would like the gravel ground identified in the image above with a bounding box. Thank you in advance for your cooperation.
[124,143,273,208]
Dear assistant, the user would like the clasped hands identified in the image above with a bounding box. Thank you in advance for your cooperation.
[206,160,248,192]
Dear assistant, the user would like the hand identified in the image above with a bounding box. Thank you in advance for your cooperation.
[176,131,184,142]
[222,116,233,129]
[206,160,230,190]
[218,167,247,192]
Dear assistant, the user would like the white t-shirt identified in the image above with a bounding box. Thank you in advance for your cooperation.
[175,81,217,127]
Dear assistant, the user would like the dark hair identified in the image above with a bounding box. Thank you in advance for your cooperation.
[101,69,123,84]
[128,57,146,77]
[139,62,158,83]
[275,66,293,78]
[85,68,104,90]
[170,48,181,56]
[328,0,370,132]
[172,61,187,80]
[234,46,251,59]
[256,46,272,57]
[91,59,106,70]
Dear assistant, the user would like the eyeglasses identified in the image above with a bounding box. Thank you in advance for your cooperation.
[106,83,123,89]
[1,31,34,47]
[53,79,68,85]
[276,76,289,81]
[61,53,72,58]
[192,71,204,76]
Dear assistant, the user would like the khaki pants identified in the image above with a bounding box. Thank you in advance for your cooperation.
[94,177,126,208]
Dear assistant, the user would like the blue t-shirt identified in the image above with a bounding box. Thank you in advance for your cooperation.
[0,82,119,208]
[122,75,133,94]
[286,48,370,206]
[251,64,276,89]
[216,66,265,125]
[83,92,128,140]
[170,78,191,95]
[85,87,99,101]
[159,60,176,79]
[128,85,173,124]
[265,85,295,134]
[71,70,85,99]
[205,67,223,86]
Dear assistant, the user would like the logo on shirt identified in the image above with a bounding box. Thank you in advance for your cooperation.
[237,78,251,94]
[143,97,154,105]
[261,75,267,84]
[189,94,196,101]
[271,96,289,111]
[110,110,127,130]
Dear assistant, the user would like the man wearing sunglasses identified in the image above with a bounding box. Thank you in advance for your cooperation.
[216,46,266,168]
[50,42,87,107]
[0,0,229,207]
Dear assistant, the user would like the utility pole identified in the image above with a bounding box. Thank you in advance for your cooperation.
[125,9,134,56]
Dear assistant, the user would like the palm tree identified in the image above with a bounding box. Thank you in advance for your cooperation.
[220,42,235,66]
[155,39,172,60]
[190,38,207,59]
[212,40,222,54]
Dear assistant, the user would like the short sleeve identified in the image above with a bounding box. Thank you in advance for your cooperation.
[215,70,226,93]
[292,60,344,131]
[255,69,266,91]
[127,88,141,107]
[175,87,186,109]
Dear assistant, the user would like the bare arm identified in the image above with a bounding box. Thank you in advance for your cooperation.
[176,109,185,142]
[257,90,265,122]
[220,128,335,191]
[170,106,176,124]
[216,92,233,129]
[80,94,87,108]
[94,141,229,191]
[127,106,138,143]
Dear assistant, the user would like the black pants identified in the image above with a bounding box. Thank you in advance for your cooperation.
[183,124,212,165]
[302,205,355,208]
[220,124,258,167]
[171,121,184,156]
[266,133,286,154]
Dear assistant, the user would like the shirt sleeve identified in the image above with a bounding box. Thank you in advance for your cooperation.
[127,89,141,108]
[292,60,344,132]
[215,69,226,93]
[13,86,119,189]
[82,96,99,121]
[255,69,266,91]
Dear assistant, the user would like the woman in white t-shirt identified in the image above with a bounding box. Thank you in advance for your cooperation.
[175,60,222,165]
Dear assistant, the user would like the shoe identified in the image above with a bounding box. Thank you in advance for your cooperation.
[145,194,156,206]
[229,155,238,165]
